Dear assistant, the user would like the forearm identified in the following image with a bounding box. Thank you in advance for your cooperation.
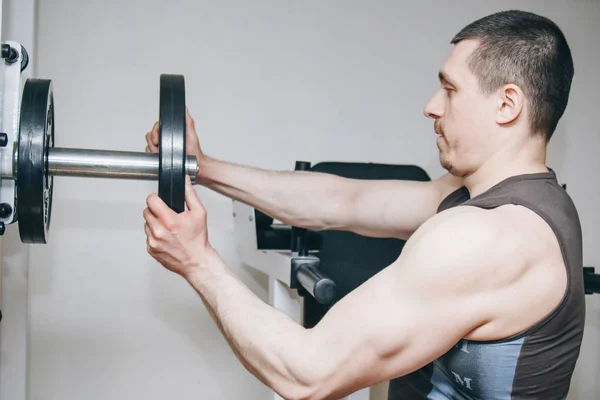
[186,250,327,399]
[196,155,354,230]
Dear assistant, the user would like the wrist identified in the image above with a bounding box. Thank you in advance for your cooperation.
[195,153,214,185]
[184,246,221,286]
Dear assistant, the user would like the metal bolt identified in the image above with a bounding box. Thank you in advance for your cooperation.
[0,203,12,219]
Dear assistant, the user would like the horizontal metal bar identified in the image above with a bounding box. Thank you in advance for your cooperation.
[46,148,198,180]
[296,263,336,305]
[584,268,600,295]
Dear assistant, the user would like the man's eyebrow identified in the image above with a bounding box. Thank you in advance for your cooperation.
[438,70,458,87]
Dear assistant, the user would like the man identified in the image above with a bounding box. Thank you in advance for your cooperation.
[143,9,584,400]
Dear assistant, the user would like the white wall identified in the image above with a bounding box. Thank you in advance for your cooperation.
[23,1,600,399]
[0,0,36,399]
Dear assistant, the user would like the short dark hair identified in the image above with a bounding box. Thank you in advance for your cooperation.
[451,10,574,141]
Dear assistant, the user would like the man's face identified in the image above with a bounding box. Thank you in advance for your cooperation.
[424,40,499,178]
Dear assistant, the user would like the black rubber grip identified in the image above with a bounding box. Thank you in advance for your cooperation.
[584,268,600,294]
[296,263,336,305]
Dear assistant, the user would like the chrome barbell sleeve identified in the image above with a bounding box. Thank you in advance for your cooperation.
[45,148,198,181]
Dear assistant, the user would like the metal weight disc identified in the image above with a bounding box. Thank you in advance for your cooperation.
[158,74,186,213]
[17,79,55,243]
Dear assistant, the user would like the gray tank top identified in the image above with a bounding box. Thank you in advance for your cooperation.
[387,169,585,399]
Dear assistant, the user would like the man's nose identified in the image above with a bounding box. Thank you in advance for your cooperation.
[423,91,443,120]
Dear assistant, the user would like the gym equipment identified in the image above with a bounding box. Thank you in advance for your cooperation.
[16,78,55,243]
[0,41,197,243]
[14,74,196,243]
[584,267,600,294]
[158,74,187,214]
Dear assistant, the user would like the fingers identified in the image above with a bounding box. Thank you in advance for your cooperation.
[143,207,162,234]
[145,132,157,148]
[185,109,203,155]
[145,121,159,153]
[186,108,195,131]
[146,194,175,227]
[145,137,158,153]
[144,222,159,253]
[143,207,169,253]
[184,175,204,212]
[144,221,154,244]
[152,120,159,138]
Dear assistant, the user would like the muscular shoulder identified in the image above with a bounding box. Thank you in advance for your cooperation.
[409,203,557,262]
[400,204,565,340]
[399,204,559,295]
[404,205,516,260]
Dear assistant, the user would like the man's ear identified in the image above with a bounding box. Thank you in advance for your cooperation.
[496,84,524,125]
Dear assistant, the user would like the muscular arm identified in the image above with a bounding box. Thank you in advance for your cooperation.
[185,206,524,400]
[198,155,462,239]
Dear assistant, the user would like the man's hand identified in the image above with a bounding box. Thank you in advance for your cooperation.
[143,175,213,279]
[145,108,204,167]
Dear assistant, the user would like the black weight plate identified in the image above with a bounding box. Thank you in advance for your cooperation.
[158,74,186,213]
[17,79,54,243]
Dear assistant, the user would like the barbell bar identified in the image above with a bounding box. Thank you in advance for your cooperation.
[5,74,197,244]
[40,148,198,180]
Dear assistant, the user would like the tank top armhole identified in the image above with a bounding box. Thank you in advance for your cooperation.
[464,198,572,345]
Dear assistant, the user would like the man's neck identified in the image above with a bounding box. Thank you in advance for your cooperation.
[462,141,548,198]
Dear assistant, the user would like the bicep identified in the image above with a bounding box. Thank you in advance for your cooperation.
[305,209,494,399]
[306,267,481,399]
[313,265,475,365]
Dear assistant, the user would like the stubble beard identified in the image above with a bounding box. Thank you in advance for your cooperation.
[435,121,454,173]
[439,145,454,173]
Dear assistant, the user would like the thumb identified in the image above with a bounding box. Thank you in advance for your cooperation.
[184,175,204,212]
[185,108,202,153]
[186,108,196,133]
